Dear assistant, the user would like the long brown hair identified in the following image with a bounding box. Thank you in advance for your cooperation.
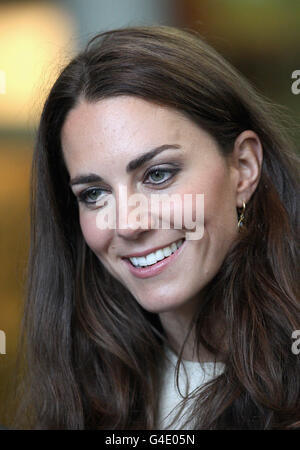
[13,26,300,429]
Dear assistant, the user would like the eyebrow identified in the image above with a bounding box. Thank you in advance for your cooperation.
[69,144,182,187]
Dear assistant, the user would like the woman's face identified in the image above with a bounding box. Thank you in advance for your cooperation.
[62,96,240,314]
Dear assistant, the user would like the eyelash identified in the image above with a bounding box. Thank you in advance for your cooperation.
[143,167,179,185]
[77,167,180,206]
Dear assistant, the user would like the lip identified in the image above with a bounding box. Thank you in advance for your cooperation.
[122,238,187,279]
[121,238,184,258]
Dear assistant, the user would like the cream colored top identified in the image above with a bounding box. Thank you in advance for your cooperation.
[156,347,225,430]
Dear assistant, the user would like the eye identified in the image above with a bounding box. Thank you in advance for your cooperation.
[144,168,178,185]
[78,187,109,205]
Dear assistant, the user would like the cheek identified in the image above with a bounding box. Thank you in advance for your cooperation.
[183,165,237,232]
[155,166,233,234]
[79,211,111,254]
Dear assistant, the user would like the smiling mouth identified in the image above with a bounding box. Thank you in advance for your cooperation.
[125,238,185,268]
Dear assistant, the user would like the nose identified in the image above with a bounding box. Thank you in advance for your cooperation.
[116,204,153,240]
[115,185,152,240]
[116,223,148,240]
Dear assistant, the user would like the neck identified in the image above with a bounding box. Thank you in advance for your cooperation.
[158,297,218,363]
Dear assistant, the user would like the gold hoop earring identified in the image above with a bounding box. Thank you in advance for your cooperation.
[237,201,246,230]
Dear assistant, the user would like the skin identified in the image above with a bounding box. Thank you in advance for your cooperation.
[62,95,263,361]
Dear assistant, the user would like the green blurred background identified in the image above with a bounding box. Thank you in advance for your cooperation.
[0,0,299,427]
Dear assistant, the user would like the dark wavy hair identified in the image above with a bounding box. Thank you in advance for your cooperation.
[12,26,300,429]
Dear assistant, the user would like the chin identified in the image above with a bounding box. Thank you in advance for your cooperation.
[133,288,199,314]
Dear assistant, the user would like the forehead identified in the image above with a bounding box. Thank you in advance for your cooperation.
[62,96,182,151]
[61,96,216,174]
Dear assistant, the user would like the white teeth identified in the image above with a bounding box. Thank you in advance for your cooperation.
[138,256,147,266]
[131,256,138,266]
[177,239,183,248]
[155,249,165,261]
[171,242,177,252]
[129,239,184,267]
[163,246,172,257]
[146,253,157,265]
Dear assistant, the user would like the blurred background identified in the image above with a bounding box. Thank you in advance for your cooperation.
[0,0,299,427]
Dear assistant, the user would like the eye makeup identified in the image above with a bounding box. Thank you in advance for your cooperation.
[74,160,183,207]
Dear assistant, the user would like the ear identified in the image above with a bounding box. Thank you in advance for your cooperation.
[230,130,263,208]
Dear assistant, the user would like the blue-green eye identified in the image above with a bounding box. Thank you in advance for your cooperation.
[78,187,108,204]
[144,168,177,185]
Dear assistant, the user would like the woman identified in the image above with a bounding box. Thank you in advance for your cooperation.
[13,26,299,429]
